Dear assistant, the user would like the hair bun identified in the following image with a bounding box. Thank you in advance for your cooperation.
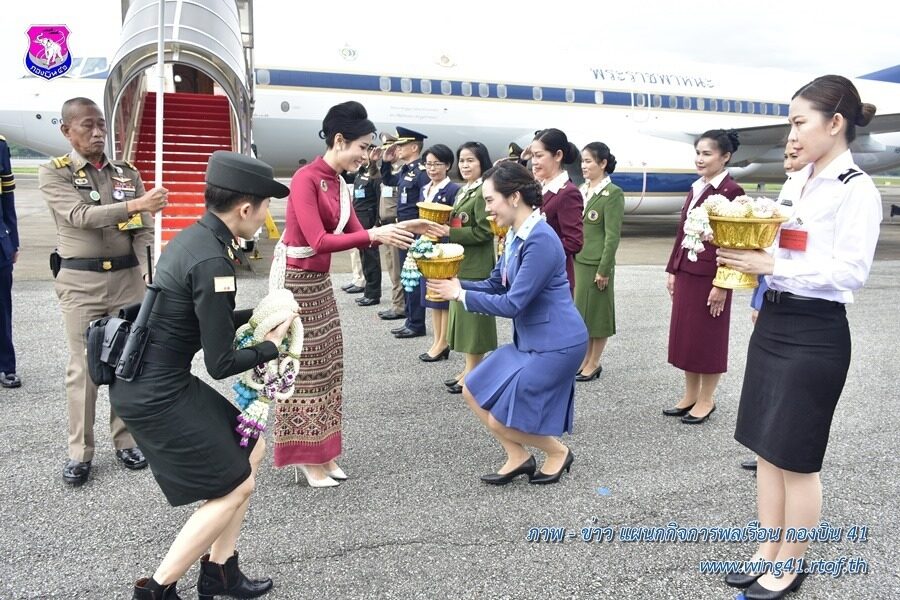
[726,129,741,152]
[857,103,877,127]
[318,130,326,140]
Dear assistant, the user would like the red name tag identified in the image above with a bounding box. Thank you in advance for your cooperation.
[779,228,808,251]
[450,217,462,228]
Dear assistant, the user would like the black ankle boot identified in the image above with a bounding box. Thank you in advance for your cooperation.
[132,577,181,600]
[197,552,273,599]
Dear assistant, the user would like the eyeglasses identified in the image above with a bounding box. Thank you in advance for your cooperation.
[424,162,447,168]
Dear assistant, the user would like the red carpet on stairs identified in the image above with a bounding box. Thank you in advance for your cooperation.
[133,92,233,243]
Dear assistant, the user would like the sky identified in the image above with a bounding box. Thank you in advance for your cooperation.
[2,1,898,81]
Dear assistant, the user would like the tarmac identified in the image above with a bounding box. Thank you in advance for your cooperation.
[1,175,899,599]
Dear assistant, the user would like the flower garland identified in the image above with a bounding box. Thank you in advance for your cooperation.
[681,206,713,262]
[400,237,440,291]
[232,289,303,446]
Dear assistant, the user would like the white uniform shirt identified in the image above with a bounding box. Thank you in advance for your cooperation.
[580,177,611,210]
[688,170,729,212]
[768,149,882,303]
[422,177,451,203]
[542,171,570,195]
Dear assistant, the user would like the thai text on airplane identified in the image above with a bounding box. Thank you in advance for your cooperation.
[591,68,716,89]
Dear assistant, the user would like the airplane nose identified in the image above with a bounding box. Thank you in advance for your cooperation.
[0,105,24,141]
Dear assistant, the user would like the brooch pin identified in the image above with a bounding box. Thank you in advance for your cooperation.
[321,180,328,192]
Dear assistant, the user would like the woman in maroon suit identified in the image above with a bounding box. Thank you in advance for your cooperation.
[663,129,744,424]
[530,128,583,293]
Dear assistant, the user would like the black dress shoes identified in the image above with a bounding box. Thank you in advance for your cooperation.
[725,571,763,589]
[447,383,463,394]
[116,447,148,470]
[743,572,808,599]
[741,458,759,471]
[356,297,380,306]
[390,325,408,334]
[530,449,575,484]
[0,372,21,388]
[62,459,91,486]
[481,456,536,485]
[340,281,355,291]
[681,405,716,424]
[344,284,365,294]
[197,552,273,599]
[662,403,695,417]
[444,377,460,387]
[378,309,406,320]
[394,328,425,339]
[419,347,449,362]
[133,577,182,599]
[575,365,602,382]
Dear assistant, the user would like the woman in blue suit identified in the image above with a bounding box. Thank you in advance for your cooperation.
[427,161,588,485]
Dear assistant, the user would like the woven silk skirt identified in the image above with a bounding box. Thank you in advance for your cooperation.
[273,268,343,466]
[734,295,850,473]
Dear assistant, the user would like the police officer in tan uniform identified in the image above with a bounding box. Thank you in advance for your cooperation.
[39,97,168,486]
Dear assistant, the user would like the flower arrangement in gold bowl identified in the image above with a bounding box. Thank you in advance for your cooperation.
[486,215,509,257]
[682,195,788,290]
[417,201,454,241]
[400,239,465,301]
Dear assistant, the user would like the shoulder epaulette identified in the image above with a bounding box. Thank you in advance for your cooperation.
[0,134,6,142]
[114,159,138,171]
[838,168,863,184]
[51,155,72,169]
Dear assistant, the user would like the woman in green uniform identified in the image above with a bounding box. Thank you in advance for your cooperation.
[110,152,294,600]
[573,142,624,381]
[429,142,498,394]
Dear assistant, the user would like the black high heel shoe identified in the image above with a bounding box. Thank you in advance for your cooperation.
[743,572,808,599]
[530,450,574,484]
[575,365,603,382]
[725,571,763,589]
[481,455,536,485]
[419,347,450,362]
[662,403,695,417]
[681,405,716,424]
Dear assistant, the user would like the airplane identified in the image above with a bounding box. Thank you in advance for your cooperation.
[2,2,899,217]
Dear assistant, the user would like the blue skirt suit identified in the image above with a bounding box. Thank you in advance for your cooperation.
[462,218,588,436]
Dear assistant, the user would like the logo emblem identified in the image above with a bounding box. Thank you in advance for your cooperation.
[587,209,599,221]
[320,180,328,192]
[459,212,470,224]
[25,25,72,80]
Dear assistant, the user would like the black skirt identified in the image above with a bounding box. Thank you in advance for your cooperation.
[734,294,850,473]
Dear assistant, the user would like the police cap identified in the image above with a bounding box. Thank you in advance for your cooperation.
[205,151,289,199]
[394,126,427,145]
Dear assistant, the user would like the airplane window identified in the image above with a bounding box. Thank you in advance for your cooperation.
[441,80,452,95]
[280,101,289,112]
[532,87,543,101]
[710,99,719,112]
[635,93,646,108]
[652,94,663,108]
[735,101,743,113]
[773,104,782,116]
[479,83,490,98]
[461,82,472,97]
[379,77,391,92]
[81,57,108,77]
[682,96,691,110]
[668,95,678,109]
[256,69,270,85]
[401,78,412,93]
[760,103,769,115]
[565,88,575,103]
[748,102,756,114]
[594,90,604,104]
[497,84,508,99]
[420,79,432,94]
[722,100,731,112]
[695,98,705,110]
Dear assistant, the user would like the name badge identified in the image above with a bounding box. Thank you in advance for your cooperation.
[450,217,462,228]
[400,191,408,205]
[381,186,394,198]
[354,188,366,199]
[214,276,236,293]
[779,228,808,252]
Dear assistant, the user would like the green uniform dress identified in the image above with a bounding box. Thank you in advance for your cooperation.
[447,179,497,354]
[574,180,625,339]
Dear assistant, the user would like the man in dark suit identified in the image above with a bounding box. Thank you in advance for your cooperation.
[0,136,20,389]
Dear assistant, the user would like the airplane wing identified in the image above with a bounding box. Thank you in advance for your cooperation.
[728,112,900,147]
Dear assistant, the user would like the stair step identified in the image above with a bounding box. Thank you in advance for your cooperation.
[133,151,216,163]
[165,192,205,204]
[145,182,206,193]
[164,204,206,216]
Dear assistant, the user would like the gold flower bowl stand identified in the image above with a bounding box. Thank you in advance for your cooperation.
[417,202,453,241]
[708,215,788,289]
[417,254,465,302]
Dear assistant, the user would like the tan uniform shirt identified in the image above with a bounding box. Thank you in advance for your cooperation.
[39,150,155,275]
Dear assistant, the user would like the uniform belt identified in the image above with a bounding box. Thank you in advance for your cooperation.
[61,254,138,272]
[142,342,195,367]
[764,290,841,307]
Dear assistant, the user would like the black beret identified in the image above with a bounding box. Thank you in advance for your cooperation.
[205,151,289,199]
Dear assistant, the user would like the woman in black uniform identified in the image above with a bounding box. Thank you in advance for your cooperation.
[110,152,294,600]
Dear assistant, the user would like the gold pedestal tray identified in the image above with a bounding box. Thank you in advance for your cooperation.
[486,215,509,238]
[708,215,788,289]
[418,254,464,302]
[417,202,453,241]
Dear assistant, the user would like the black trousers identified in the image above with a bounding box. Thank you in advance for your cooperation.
[355,206,382,299]
[0,264,13,373]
